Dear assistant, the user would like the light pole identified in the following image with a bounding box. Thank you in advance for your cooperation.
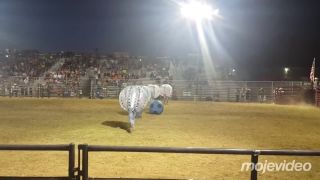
[283,67,290,80]
[180,0,220,99]
[180,0,220,82]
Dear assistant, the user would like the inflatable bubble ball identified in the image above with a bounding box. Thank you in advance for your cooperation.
[149,100,164,114]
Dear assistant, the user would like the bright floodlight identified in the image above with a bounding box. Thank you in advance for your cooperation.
[284,67,290,74]
[180,1,218,21]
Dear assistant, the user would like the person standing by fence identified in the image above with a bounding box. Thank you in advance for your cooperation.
[241,88,246,102]
[47,82,51,98]
[78,89,83,98]
[258,88,264,103]
[245,88,251,102]
[236,88,240,102]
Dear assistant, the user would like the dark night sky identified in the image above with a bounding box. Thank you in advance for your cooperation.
[0,0,319,79]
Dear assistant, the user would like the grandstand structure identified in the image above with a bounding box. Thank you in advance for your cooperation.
[0,50,316,104]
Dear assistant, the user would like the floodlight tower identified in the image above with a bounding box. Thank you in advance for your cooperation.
[180,0,220,82]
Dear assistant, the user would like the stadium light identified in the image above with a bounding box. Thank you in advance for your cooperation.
[179,0,221,80]
[180,1,219,21]
[284,67,290,74]
[283,67,290,80]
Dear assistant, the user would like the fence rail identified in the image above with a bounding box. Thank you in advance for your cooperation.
[0,143,319,180]
[0,144,75,180]
[77,144,320,180]
[1,77,312,103]
[316,87,320,107]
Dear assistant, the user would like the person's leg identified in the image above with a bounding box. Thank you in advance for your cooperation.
[163,95,167,104]
[136,110,142,119]
[128,111,136,132]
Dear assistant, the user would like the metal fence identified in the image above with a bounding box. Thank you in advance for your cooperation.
[77,144,320,180]
[0,143,319,180]
[0,76,88,98]
[101,80,311,103]
[0,144,76,180]
[0,76,312,103]
[168,80,310,102]
[316,87,320,107]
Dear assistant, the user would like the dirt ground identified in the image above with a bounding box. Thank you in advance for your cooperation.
[0,97,319,179]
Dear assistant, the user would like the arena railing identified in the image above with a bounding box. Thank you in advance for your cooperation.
[0,144,76,180]
[77,144,320,180]
[316,87,320,107]
[0,144,319,179]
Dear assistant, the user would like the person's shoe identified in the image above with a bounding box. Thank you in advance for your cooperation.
[128,127,134,133]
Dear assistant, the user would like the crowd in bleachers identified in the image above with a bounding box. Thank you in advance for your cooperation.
[98,59,131,87]
[0,51,172,97]
[1,56,55,78]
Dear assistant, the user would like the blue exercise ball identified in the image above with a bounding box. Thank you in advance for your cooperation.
[149,100,164,114]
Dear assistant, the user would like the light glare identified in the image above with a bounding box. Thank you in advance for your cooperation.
[284,67,290,74]
[180,1,216,21]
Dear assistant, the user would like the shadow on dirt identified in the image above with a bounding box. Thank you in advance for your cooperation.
[101,120,130,133]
